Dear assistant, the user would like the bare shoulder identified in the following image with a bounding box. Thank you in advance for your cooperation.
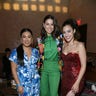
[75,40,84,46]
[78,42,85,48]
[75,41,85,50]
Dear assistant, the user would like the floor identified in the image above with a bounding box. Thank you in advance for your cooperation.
[80,66,96,96]
[0,79,18,96]
[0,88,18,96]
[0,66,96,96]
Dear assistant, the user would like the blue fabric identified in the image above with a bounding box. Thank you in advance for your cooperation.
[9,48,40,96]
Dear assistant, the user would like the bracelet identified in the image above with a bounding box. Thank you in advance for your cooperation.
[16,84,22,88]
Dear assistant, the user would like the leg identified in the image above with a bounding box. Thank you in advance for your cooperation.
[49,72,60,96]
[40,71,49,96]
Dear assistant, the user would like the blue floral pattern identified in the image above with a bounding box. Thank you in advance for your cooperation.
[9,48,40,96]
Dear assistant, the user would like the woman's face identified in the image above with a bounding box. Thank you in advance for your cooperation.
[63,25,75,43]
[21,31,33,47]
[43,18,54,35]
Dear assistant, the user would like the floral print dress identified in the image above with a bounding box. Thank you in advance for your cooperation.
[9,48,40,96]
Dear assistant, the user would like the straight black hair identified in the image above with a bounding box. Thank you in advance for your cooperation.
[16,28,33,66]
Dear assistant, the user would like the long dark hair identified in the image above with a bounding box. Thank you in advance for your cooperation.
[62,18,80,40]
[41,14,61,42]
[16,28,33,66]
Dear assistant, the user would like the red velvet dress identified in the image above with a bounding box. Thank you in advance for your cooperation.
[61,53,85,96]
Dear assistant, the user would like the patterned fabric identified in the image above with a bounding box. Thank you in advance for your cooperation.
[9,48,40,96]
[37,34,63,70]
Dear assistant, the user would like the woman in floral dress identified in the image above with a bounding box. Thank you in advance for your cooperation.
[9,28,40,96]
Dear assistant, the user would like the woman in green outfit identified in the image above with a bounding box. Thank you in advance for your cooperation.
[39,15,63,96]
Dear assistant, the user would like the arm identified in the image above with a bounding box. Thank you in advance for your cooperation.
[11,61,20,84]
[72,43,86,93]
[11,61,23,94]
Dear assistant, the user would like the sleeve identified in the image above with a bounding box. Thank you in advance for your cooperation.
[9,49,18,64]
[35,48,40,60]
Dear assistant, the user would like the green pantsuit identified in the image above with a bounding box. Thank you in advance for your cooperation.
[40,35,60,96]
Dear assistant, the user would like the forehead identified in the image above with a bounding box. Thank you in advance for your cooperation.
[45,18,53,23]
[22,31,32,35]
[63,25,73,30]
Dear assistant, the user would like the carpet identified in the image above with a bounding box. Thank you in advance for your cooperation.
[81,81,96,96]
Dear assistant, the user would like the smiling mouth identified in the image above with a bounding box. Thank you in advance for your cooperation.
[25,42,30,44]
[65,37,70,39]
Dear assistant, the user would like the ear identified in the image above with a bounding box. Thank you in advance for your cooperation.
[43,23,45,28]
[32,38,33,43]
[73,29,76,33]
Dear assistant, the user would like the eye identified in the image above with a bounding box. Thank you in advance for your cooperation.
[22,35,26,38]
[45,23,49,25]
[67,30,71,33]
[51,23,54,26]
[28,35,32,38]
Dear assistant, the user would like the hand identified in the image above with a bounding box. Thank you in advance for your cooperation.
[38,44,44,54]
[17,86,24,94]
[71,82,79,94]
[66,90,75,96]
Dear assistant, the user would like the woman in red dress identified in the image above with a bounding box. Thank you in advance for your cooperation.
[61,18,86,96]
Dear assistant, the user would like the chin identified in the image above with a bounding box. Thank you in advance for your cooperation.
[24,44,31,47]
[65,40,71,42]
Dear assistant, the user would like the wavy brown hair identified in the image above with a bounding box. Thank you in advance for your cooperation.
[41,14,62,42]
[62,18,80,40]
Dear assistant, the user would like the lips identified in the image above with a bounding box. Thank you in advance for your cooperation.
[65,36,70,40]
[25,42,30,45]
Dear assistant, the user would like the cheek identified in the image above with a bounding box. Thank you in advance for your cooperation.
[51,25,54,28]
[31,39,33,43]
[70,32,74,37]
[52,26,54,30]
[29,38,33,43]
[43,24,47,29]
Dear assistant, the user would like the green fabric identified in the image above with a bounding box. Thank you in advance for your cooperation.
[42,35,60,72]
[40,71,60,96]
[40,35,60,96]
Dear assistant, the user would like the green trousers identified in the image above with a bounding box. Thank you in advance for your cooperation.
[40,71,60,96]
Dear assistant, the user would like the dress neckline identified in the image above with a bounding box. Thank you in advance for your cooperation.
[62,52,79,56]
